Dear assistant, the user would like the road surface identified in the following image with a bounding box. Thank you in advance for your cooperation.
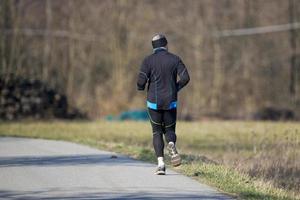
[0,137,232,199]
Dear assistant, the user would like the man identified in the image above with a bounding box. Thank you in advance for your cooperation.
[137,34,190,175]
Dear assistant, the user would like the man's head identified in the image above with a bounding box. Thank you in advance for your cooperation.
[152,34,168,49]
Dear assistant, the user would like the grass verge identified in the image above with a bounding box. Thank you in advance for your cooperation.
[0,120,299,200]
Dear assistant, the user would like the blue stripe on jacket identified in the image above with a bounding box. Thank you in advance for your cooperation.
[147,101,177,110]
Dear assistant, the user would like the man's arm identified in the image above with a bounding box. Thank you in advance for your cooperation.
[176,58,190,91]
[137,59,150,91]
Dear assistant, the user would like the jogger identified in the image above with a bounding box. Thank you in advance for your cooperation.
[137,34,190,175]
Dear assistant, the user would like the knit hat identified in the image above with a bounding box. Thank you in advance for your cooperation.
[152,34,168,49]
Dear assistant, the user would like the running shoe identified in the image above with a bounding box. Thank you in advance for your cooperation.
[167,142,181,167]
[155,165,166,175]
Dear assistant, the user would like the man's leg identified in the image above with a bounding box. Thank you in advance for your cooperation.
[163,108,181,167]
[163,108,177,144]
[148,108,165,175]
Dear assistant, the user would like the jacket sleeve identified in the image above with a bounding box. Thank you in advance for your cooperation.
[176,58,190,91]
[137,58,150,91]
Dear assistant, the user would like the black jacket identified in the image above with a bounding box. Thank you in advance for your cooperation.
[137,49,190,110]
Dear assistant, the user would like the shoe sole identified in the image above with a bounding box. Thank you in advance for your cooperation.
[171,154,181,167]
[155,170,166,175]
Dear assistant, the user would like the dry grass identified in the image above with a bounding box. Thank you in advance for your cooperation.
[177,121,300,193]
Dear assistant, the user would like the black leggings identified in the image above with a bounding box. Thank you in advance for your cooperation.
[148,108,177,157]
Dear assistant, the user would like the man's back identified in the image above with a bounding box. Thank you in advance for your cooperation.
[137,48,190,110]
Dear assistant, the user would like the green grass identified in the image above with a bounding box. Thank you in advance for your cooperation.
[0,120,299,200]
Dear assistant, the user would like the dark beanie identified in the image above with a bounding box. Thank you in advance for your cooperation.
[152,34,168,49]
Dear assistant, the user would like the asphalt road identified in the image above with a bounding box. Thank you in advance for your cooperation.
[0,137,232,200]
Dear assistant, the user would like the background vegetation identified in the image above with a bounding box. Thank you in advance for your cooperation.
[1,1,300,198]
[1,0,300,119]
